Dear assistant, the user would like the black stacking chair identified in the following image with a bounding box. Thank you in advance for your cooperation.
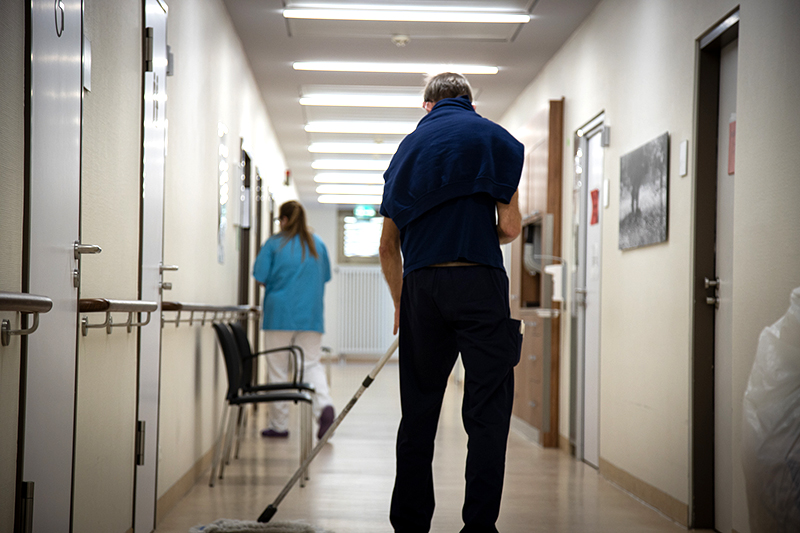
[227,322,316,460]
[209,323,312,487]
[228,321,316,395]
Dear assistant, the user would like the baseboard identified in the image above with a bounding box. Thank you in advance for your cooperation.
[510,415,541,445]
[599,458,688,527]
[559,433,570,451]
[156,447,215,524]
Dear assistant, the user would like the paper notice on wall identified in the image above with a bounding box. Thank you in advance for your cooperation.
[590,188,600,225]
[728,116,736,175]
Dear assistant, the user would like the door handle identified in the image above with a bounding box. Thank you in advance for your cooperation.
[706,296,719,309]
[574,288,587,294]
[704,277,720,289]
[160,264,179,273]
[74,241,102,259]
[55,0,65,37]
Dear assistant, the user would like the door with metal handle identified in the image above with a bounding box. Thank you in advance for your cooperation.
[73,241,102,288]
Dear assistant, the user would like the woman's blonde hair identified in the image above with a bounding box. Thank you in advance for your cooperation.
[279,200,318,260]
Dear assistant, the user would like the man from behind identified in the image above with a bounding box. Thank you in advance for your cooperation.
[379,72,524,533]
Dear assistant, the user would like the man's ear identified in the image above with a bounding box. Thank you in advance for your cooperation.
[423,101,434,113]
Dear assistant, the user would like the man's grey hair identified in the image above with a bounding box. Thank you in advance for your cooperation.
[423,72,473,104]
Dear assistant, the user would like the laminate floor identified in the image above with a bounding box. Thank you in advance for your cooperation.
[156,362,702,533]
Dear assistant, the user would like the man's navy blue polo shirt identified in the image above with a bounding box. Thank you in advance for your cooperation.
[399,193,504,276]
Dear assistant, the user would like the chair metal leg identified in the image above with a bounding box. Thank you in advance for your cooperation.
[209,403,230,487]
[233,404,246,460]
[305,402,312,481]
[299,402,306,488]
[299,401,311,486]
[219,405,239,479]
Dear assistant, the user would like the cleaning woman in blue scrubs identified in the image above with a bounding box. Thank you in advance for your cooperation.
[253,200,335,439]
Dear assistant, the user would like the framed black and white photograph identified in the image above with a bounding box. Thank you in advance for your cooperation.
[619,132,670,250]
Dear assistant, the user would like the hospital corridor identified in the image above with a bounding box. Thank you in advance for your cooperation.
[1,1,799,532]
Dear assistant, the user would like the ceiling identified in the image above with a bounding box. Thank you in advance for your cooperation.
[221,0,602,206]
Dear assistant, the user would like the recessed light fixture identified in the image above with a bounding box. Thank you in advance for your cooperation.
[293,61,498,75]
[305,121,416,135]
[316,184,384,195]
[309,142,399,155]
[317,194,383,205]
[300,94,423,108]
[314,173,385,184]
[312,159,391,171]
[283,8,530,25]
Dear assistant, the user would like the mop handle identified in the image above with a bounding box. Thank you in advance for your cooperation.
[260,337,399,520]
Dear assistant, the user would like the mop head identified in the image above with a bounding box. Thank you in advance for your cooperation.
[189,519,334,533]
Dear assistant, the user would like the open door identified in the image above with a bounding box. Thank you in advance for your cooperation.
[573,114,606,468]
[690,9,740,529]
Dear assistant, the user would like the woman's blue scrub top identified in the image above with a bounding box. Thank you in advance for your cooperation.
[253,233,331,333]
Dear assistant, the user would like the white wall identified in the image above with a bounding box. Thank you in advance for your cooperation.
[305,204,341,354]
[500,0,800,530]
[157,0,296,503]
[731,2,800,529]
[73,1,144,529]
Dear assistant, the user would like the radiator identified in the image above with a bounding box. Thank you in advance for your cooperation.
[337,266,395,356]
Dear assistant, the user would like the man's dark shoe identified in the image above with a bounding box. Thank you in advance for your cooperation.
[261,428,289,438]
[318,405,335,439]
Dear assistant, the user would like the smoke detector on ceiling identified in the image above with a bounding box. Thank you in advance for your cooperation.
[391,34,410,47]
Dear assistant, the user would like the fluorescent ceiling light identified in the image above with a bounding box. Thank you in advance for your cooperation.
[294,61,498,75]
[283,8,530,24]
[305,121,416,134]
[314,173,385,184]
[316,184,384,195]
[318,194,383,205]
[312,159,390,171]
[300,94,422,108]
[309,142,399,154]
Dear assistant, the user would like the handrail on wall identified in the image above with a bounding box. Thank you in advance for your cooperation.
[79,298,158,336]
[0,291,53,346]
[161,301,261,328]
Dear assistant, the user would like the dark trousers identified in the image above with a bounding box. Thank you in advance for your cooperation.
[390,266,522,533]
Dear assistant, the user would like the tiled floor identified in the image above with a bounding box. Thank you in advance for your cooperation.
[156,362,703,532]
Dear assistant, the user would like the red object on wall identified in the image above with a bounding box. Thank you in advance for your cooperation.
[728,120,736,175]
[590,189,599,225]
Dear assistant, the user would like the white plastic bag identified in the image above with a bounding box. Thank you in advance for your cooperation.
[742,287,800,533]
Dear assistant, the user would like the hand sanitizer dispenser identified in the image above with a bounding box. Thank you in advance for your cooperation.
[544,263,564,302]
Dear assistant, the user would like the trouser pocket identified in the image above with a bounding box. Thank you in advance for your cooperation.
[508,318,523,366]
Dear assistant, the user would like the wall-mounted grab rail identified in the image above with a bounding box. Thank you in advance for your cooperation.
[161,302,260,328]
[79,298,158,336]
[0,291,54,346]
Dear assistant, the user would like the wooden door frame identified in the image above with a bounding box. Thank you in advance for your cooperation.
[690,8,739,528]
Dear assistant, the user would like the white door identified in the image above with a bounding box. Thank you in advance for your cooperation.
[135,2,169,531]
[581,130,604,468]
[714,38,737,533]
[23,0,84,530]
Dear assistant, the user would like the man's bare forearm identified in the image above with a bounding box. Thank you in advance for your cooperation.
[379,217,403,334]
[497,190,522,244]
[379,218,403,304]
[380,247,403,305]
